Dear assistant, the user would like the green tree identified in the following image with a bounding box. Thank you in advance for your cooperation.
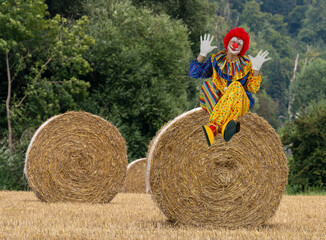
[83,0,192,160]
[0,140,28,190]
[45,0,86,19]
[251,90,281,129]
[228,0,247,13]
[239,0,265,34]
[291,58,326,115]
[238,1,295,120]
[0,0,94,151]
[0,0,94,189]
[298,0,326,44]
[0,0,48,151]
[260,0,297,16]
[281,101,326,193]
[210,0,239,48]
[286,5,307,36]
[262,54,292,119]
[131,0,215,55]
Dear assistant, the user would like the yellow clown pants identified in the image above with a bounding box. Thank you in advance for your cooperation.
[208,81,250,129]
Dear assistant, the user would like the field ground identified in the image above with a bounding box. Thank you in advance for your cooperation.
[0,191,325,240]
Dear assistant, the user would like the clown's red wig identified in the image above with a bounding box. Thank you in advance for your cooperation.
[223,28,250,56]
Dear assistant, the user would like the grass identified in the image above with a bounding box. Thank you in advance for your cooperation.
[285,184,326,196]
[0,191,325,239]
[287,191,326,196]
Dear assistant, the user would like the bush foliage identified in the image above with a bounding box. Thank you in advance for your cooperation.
[281,102,326,193]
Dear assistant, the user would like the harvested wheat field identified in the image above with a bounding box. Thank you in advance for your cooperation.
[0,191,325,240]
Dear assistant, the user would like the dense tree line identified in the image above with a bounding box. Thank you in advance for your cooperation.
[282,101,326,193]
[0,0,325,192]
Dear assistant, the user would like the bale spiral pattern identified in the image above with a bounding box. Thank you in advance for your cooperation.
[124,158,147,193]
[147,108,288,228]
[25,111,127,203]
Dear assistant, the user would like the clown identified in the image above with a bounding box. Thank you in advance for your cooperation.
[189,28,271,146]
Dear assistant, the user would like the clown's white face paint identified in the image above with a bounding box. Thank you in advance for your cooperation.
[228,37,244,55]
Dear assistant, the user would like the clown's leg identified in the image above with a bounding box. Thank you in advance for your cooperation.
[202,123,218,147]
[209,81,250,142]
[200,80,220,115]
[221,120,237,142]
[200,81,220,146]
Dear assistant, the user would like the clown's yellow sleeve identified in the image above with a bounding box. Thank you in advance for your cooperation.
[245,70,262,94]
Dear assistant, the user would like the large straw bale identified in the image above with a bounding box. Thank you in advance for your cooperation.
[124,158,147,193]
[147,108,288,228]
[25,111,127,203]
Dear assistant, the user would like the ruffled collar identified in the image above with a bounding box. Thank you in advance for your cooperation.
[214,51,250,76]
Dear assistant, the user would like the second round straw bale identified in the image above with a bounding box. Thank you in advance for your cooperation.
[124,158,147,193]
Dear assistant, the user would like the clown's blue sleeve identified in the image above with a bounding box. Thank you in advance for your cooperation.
[189,57,213,79]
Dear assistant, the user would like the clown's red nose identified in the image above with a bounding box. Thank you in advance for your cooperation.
[232,42,239,48]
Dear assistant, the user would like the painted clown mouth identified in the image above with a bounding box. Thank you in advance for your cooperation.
[229,46,239,52]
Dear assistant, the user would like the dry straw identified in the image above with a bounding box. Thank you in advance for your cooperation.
[124,158,147,193]
[25,111,127,203]
[147,108,289,228]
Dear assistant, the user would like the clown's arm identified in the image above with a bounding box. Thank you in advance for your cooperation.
[189,34,217,79]
[245,50,271,93]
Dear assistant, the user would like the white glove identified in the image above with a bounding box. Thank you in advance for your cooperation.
[248,50,271,71]
[199,34,217,57]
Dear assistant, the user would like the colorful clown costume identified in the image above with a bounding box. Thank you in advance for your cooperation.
[189,51,262,141]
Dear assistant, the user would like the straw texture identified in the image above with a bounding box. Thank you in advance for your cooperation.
[124,158,147,193]
[147,108,288,228]
[25,111,127,203]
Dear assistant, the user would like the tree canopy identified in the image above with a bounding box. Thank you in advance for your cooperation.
[292,59,326,115]
[281,101,326,193]
[0,0,93,189]
[82,0,193,160]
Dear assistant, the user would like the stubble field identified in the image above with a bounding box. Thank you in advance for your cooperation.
[0,191,325,240]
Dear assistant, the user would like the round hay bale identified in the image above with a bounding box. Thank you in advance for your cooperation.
[124,158,147,193]
[147,107,288,228]
[24,111,127,203]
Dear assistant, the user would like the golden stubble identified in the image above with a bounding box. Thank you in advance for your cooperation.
[0,191,325,240]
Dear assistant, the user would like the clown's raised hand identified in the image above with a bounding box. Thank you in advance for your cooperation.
[199,34,217,57]
[248,50,271,71]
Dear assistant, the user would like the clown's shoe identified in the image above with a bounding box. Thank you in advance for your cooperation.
[236,122,240,133]
[222,120,238,142]
[202,124,217,147]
